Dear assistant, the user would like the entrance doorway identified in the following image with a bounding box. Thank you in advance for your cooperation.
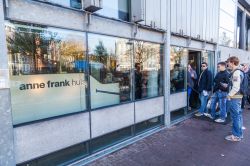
[187,50,215,112]
[187,51,201,112]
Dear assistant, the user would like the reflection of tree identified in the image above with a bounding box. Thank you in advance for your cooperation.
[93,41,108,64]
[7,31,37,73]
[135,41,160,70]
[135,41,147,64]
[60,41,84,59]
[7,27,59,74]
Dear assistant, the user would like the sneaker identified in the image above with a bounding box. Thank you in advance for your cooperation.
[242,126,246,130]
[225,135,241,142]
[195,112,204,117]
[215,118,225,123]
[205,114,214,120]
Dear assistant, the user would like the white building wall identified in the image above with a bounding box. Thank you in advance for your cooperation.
[170,0,219,42]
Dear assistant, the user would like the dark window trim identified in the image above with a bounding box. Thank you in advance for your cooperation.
[17,141,89,166]
[135,115,164,135]
[170,90,188,95]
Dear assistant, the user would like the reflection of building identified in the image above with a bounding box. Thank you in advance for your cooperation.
[115,40,131,71]
[8,52,35,75]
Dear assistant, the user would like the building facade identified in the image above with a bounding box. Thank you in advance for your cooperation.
[0,0,249,165]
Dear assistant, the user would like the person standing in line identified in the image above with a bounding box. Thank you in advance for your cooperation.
[240,64,249,109]
[195,62,212,117]
[135,63,142,99]
[208,62,230,123]
[187,64,197,110]
[225,56,244,142]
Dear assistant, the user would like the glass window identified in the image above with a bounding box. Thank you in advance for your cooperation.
[170,47,187,94]
[219,10,235,33]
[237,8,243,49]
[220,0,236,17]
[88,34,132,109]
[219,28,235,47]
[246,16,250,51]
[202,51,215,79]
[134,41,163,100]
[97,0,130,21]
[6,22,87,125]
[70,0,82,9]
[38,0,82,9]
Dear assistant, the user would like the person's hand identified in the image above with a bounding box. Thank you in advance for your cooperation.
[203,90,208,96]
[220,82,228,88]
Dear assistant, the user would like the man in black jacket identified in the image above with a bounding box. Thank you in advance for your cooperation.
[209,62,230,122]
[195,62,213,117]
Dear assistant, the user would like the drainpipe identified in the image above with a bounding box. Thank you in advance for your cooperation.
[164,0,171,128]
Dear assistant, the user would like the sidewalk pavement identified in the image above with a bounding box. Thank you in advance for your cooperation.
[88,107,250,166]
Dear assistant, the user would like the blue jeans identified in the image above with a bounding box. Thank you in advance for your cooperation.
[228,99,243,138]
[199,92,208,114]
[210,91,227,120]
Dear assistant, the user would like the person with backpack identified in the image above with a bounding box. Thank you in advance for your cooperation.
[240,64,249,109]
[246,66,250,107]
[225,56,245,142]
[208,62,230,123]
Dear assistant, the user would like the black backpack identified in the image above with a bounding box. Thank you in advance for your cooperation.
[248,71,250,96]
[231,69,249,96]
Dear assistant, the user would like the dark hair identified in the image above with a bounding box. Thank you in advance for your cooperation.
[174,64,180,68]
[135,63,140,68]
[217,62,227,66]
[201,62,208,66]
[227,56,239,66]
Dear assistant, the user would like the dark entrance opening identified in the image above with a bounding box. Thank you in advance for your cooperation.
[187,51,202,112]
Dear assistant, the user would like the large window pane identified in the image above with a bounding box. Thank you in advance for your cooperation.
[219,10,235,33]
[220,0,235,17]
[97,0,130,21]
[134,41,163,100]
[237,8,243,49]
[246,16,250,51]
[88,34,132,109]
[219,28,235,47]
[38,0,82,9]
[170,47,187,94]
[6,22,87,124]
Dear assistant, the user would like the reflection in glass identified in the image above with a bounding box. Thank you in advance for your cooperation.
[219,11,235,33]
[97,0,130,21]
[220,0,235,17]
[237,8,243,49]
[134,42,163,100]
[6,24,86,75]
[38,0,82,9]
[6,22,87,124]
[202,51,215,79]
[219,3,236,48]
[170,47,187,94]
[219,28,235,47]
[88,34,132,109]
[246,16,250,51]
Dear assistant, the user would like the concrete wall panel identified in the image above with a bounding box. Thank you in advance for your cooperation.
[14,112,90,164]
[91,103,134,138]
[135,97,164,123]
